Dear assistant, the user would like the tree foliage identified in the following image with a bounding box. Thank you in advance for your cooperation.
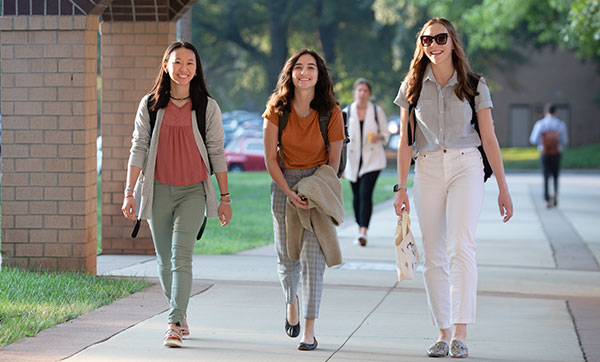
[192,0,401,112]
[191,0,600,112]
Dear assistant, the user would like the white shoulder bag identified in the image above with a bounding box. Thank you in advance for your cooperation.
[394,210,419,281]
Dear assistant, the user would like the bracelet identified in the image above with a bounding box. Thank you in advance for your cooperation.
[220,199,231,205]
[125,187,134,194]
[124,194,134,199]
[220,192,230,197]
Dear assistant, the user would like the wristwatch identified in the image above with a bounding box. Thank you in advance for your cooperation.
[393,184,407,192]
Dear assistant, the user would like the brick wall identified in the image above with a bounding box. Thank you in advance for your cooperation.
[100,22,176,255]
[0,16,98,272]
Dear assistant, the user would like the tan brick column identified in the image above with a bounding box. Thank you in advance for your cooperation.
[0,16,98,272]
[100,22,176,255]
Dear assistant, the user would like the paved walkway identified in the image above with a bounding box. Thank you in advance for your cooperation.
[1,172,599,361]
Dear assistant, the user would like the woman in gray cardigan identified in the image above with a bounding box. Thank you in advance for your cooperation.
[122,42,232,348]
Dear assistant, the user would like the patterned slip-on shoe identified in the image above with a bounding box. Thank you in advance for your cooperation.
[449,340,468,358]
[427,341,449,357]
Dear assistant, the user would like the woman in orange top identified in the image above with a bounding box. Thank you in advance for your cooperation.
[263,48,344,351]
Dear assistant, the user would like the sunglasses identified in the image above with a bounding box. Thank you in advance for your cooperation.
[420,33,449,47]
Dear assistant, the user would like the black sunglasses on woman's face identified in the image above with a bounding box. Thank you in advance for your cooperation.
[420,33,449,47]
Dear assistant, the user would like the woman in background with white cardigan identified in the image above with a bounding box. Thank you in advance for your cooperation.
[344,78,390,246]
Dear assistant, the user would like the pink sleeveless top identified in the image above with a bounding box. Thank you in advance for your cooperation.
[154,100,208,185]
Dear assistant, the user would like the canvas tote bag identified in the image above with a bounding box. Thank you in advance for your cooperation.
[394,210,419,281]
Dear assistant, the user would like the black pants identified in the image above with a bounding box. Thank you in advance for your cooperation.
[350,170,380,229]
[541,154,561,201]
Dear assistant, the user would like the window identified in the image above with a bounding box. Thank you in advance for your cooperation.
[509,104,532,147]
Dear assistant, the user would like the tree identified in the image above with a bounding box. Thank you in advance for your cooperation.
[192,0,307,110]
[192,0,402,113]
[374,0,600,70]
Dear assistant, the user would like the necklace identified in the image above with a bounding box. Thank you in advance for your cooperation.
[170,94,190,101]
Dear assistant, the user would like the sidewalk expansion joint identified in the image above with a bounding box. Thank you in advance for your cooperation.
[566,300,588,362]
[324,281,399,361]
[530,185,599,271]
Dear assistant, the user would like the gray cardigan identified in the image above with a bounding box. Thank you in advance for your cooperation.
[128,94,227,220]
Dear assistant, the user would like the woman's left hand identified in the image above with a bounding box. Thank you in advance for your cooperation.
[369,133,381,144]
[218,203,232,226]
[498,188,513,223]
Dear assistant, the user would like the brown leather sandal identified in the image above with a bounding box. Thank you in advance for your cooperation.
[180,319,190,337]
[163,326,183,348]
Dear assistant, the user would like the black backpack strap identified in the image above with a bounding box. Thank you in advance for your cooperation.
[407,103,416,146]
[277,111,289,170]
[373,103,380,134]
[466,74,480,124]
[147,94,158,135]
[195,93,208,142]
[467,73,493,182]
[318,111,331,152]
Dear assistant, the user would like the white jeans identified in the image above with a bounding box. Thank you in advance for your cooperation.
[413,147,484,329]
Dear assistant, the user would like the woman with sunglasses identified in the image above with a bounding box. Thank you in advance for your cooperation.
[393,18,513,358]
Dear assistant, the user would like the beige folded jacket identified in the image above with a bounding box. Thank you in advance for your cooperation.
[285,165,344,267]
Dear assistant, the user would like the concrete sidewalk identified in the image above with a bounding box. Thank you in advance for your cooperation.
[2,172,599,361]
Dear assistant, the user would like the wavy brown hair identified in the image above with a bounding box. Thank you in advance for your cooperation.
[148,41,211,111]
[266,48,336,115]
[405,17,478,105]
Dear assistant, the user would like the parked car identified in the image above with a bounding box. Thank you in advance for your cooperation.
[225,137,266,172]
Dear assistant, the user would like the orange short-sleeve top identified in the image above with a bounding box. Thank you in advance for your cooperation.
[262,104,344,169]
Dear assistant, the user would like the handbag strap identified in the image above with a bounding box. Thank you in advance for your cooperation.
[399,210,411,238]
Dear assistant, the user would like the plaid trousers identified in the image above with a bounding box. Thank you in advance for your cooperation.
[271,167,326,319]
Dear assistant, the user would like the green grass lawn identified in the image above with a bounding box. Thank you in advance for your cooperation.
[193,171,400,254]
[501,143,600,169]
[0,268,149,348]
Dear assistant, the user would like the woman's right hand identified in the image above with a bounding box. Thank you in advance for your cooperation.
[393,190,410,215]
[122,196,137,220]
[288,191,308,209]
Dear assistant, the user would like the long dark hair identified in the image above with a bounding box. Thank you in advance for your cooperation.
[266,48,336,115]
[148,41,211,111]
[405,17,477,105]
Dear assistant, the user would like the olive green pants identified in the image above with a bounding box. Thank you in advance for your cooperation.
[148,179,206,325]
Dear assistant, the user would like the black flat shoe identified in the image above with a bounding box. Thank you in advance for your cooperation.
[298,337,318,351]
[285,296,300,338]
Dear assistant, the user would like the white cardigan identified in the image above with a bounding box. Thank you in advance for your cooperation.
[344,101,390,182]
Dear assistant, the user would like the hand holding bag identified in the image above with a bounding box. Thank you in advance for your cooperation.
[394,210,419,281]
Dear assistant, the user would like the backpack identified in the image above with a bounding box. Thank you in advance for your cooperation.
[345,103,380,134]
[541,130,560,155]
[407,73,493,182]
[132,93,210,240]
[278,109,350,178]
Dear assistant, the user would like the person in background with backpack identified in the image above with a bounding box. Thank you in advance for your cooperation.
[393,18,513,358]
[529,103,568,208]
[344,78,390,247]
[263,48,344,351]
[121,42,232,348]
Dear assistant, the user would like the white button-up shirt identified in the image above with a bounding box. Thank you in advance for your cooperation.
[394,65,493,152]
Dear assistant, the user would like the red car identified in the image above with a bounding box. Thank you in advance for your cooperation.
[225,137,266,172]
